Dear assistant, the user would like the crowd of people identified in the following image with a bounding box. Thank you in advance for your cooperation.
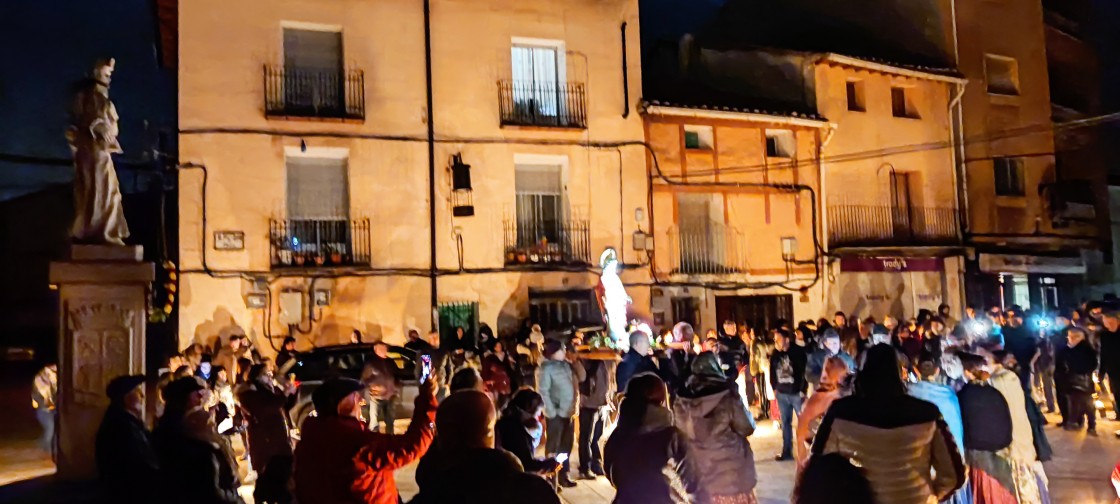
[66,296,1120,503]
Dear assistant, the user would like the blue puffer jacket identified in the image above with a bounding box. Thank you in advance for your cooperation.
[908,380,965,454]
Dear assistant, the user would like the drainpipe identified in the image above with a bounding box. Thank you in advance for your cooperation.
[621,22,630,118]
[424,0,438,328]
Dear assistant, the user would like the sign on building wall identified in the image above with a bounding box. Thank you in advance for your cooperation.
[978,254,1086,274]
[832,257,947,321]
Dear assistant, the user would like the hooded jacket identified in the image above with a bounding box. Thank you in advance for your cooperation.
[812,394,965,504]
[603,406,706,504]
[673,370,757,497]
[412,445,560,504]
[538,359,582,418]
[292,393,436,504]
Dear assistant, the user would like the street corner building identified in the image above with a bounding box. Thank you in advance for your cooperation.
[174,0,652,352]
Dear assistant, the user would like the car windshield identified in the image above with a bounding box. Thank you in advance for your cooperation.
[293,345,416,382]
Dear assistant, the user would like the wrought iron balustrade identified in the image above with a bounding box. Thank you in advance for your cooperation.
[270,218,371,268]
[828,205,959,248]
[668,221,747,275]
[264,65,365,120]
[497,80,587,128]
[503,218,591,266]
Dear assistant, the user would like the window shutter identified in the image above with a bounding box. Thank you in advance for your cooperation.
[515,164,562,194]
[283,28,342,70]
[287,157,349,220]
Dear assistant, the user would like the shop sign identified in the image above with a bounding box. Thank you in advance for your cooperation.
[839,257,944,273]
[978,254,1085,274]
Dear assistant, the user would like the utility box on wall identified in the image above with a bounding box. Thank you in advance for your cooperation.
[279,291,303,325]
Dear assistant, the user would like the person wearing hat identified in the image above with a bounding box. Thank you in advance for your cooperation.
[95,374,159,503]
[153,376,244,504]
[293,373,437,504]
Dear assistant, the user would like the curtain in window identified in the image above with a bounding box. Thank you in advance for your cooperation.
[511,45,560,118]
[286,157,350,254]
[515,164,563,247]
[283,28,343,112]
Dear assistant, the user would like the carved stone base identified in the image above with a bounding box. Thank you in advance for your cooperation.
[49,245,153,479]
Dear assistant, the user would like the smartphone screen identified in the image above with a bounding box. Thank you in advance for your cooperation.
[420,354,432,383]
[555,453,569,464]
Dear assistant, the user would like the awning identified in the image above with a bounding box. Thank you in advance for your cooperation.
[978,254,1086,275]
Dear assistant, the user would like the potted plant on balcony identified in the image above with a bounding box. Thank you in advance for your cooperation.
[516,248,528,263]
[313,249,326,266]
[328,244,343,265]
[294,253,306,266]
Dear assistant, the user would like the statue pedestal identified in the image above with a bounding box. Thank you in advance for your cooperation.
[49,245,154,479]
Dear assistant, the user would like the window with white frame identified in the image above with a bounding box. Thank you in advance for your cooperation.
[286,155,350,255]
[282,26,343,111]
[515,162,565,246]
[511,40,565,119]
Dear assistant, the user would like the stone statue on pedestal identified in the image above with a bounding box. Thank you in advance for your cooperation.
[68,58,129,246]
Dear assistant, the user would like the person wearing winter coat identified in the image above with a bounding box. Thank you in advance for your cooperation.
[361,341,403,434]
[673,352,759,503]
[495,388,560,475]
[957,352,1016,503]
[96,375,160,504]
[1058,326,1098,435]
[603,373,707,504]
[616,330,659,393]
[292,375,437,504]
[537,339,585,487]
[909,356,971,504]
[412,390,561,504]
[796,356,852,467]
[481,340,519,408]
[237,364,294,502]
[804,329,856,388]
[577,355,616,479]
[154,377,245,504]
[989,351,1051,503]
[811,344,965,504]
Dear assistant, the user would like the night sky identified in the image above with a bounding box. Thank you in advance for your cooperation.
[0,0,1116,202]
[0,0,175,202]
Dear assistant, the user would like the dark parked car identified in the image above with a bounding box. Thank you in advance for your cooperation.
[287,343,419,431]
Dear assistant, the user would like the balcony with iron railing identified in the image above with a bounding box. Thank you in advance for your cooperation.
[667,221,748,275]
[264,65,365,120]
[269,218,371,268]
[503,218,591,267]
[498,80,587,129]
[828,205,959,248]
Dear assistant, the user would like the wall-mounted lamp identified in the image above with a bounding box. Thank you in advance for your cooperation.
[450,153,474,217]
[781,236,797,262]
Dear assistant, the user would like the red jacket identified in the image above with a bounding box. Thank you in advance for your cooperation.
[294,393,437,504]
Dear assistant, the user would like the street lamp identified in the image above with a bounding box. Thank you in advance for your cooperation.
[450,153,474,217]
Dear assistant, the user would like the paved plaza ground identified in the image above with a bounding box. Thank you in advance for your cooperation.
[3,413,1116,503]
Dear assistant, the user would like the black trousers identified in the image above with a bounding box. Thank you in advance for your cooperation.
[1067,390,1096,430]
[546,415,575,474]
[1054,376,1070,424]
[1108,369,1120,417]
[577,407,604,473]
